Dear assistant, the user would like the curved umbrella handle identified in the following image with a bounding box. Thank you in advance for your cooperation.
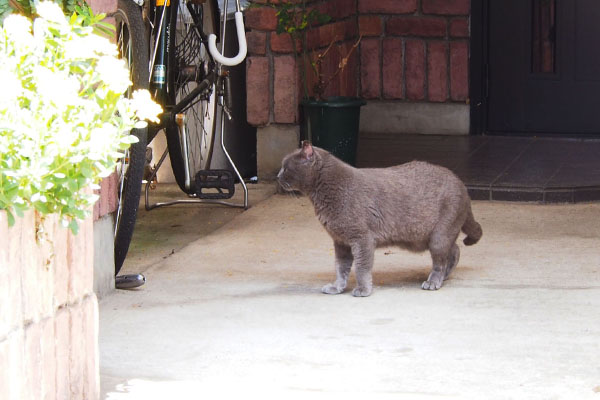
[208,11,247,66]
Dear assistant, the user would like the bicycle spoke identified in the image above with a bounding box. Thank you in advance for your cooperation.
[165,0,217,194]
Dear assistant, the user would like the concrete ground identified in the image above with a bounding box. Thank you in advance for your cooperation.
[117,182,277,274]
[100,184,600,399]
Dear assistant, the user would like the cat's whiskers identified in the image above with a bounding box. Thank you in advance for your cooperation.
[287,190,300,199]
[278,181,301,199]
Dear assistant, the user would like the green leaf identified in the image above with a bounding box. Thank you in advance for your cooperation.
[68,219,79,235]
[4,183,19,201]
[67,179,79,192]
[6,210,15,227]
[80,164,93,178]
[33,201,50,214]
[13,203,25,218]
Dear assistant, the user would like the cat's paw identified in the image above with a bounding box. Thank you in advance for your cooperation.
[352,286,372,297]
[322,283,344,295]
[421,279,443,291]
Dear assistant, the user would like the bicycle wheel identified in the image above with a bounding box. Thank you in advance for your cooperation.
[113,0,150,275]
[165,0,219,194]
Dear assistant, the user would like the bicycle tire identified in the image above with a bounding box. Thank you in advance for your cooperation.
[113,0,150,275]
[165,0,219,194]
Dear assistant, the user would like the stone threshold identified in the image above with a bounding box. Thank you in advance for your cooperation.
[357,133,600,204]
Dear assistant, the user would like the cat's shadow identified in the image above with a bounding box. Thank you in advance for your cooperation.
[315,267,433,287]
[373,265,476,287]
[373,269,427,286]
[333,268,428,287]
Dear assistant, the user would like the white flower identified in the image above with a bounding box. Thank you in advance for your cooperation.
[0,0,158,229]
[0,64,21,107]
[53,122,79,150]
[36,2,68,25]
[131,90,162,123]
[32,16,50,43]
[96,56,131,94]
[33,66,81,109]
[3,14,33,46]
[90,123,118,150]
[64,36,98,60]
[64,34,117,60]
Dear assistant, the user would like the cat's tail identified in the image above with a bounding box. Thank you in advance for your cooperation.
[461,207,482,246]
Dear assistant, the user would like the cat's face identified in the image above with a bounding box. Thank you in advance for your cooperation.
[277,142,317,193]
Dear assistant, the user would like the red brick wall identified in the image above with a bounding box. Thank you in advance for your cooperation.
[360,0,470,102]
[245,0,470,127]
[0,211,99,400]
[93,171,118,222]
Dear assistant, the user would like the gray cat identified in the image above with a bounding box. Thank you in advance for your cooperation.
[277,141,482,296]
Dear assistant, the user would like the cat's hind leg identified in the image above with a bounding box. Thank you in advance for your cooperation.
[322,242,353,295]
[422,231,459,291]
[444,243,460,280]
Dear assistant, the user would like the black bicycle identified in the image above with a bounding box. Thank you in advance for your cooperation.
[112,0,248,285]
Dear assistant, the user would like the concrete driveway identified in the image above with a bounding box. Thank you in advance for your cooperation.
[99,186,600,399]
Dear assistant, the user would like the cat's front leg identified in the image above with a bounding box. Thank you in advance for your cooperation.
[322,242,353,294]
[350,240,375,297]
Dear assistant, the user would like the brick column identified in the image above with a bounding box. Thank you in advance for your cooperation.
[245,0,361,178]
[244,0,361,127]
[245,4,297,126]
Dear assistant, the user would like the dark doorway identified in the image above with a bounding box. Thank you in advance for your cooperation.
[471,0,600,136]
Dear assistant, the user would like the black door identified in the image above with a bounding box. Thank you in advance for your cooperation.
[486,0,600,135]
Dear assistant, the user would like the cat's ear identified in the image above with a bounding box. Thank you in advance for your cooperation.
[300,140,314,161]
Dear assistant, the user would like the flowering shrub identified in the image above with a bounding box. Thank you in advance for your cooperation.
[0,2,161,233]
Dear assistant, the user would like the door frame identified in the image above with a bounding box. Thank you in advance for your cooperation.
[469,0,489,135]
[470,0,599,138]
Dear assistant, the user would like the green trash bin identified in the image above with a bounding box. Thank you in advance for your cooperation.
[300,96,366,166]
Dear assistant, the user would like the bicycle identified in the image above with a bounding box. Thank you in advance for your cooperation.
[112,0,248,283]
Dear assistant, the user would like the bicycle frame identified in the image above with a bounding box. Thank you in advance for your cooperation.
[142,0,249,210]
[146,0,245,128]
[148,0,210,126]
